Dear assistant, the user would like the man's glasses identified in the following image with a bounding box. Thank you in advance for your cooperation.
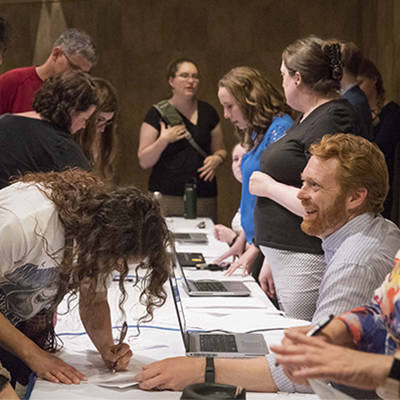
[62,50,83,71]
[175,73,200,81]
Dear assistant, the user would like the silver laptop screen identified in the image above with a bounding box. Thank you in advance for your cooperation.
[169,267,190,351]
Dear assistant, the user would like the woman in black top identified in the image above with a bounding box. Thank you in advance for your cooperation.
[138,58,226,221]
[357,58,400,222]
[0,71,98,189]
[248,36,366,320]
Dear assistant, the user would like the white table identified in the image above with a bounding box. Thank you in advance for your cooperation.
[30,217,318,400]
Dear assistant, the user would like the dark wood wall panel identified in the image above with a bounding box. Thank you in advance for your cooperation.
[1,0,363,225]
[360,0,400,104]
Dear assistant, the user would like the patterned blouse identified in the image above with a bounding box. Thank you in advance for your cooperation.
[338,252,400,355]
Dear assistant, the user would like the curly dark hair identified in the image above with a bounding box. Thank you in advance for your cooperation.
[74,78,119,179]
[15,169,171,348]
[33,71,99,133]
[219,66,291,149]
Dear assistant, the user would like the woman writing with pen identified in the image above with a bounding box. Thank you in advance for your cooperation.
[0,169,171,390]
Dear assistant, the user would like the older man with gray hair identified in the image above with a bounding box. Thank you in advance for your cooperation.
[0,28,97,115]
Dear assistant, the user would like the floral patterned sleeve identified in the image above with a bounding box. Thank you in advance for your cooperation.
[337,254,400,355]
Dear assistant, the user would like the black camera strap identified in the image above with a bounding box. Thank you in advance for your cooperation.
[153,100,207,159]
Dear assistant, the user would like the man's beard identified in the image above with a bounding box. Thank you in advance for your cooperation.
[301,193,348,238]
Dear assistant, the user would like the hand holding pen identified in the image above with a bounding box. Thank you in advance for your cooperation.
[272,314,335,367]
[306,314,334,337]
[112,321,133,373]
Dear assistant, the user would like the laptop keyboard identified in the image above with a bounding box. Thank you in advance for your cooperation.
[199,334,238,352]
[193,281,227,292]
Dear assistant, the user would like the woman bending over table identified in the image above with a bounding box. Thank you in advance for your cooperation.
[75,77,119,181]
[215,66,292,286]
[0,71,98,189]
[0,169,171,389]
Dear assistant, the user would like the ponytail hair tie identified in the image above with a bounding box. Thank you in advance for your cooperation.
[326,43,343,82]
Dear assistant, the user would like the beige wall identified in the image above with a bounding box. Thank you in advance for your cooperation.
[0,0,370,225]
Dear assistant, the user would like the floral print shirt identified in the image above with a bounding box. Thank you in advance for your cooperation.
[338,252,400,355]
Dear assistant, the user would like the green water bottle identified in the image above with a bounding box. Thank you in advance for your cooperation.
[184,178,197,219]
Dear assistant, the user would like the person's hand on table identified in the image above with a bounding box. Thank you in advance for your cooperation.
[271,329,392,390]
[225,244,259,277]
[136,357,205,391]
[100,343,133,371]
[198,155,221,182]
[215,235,245,267]
[26,348,87,384]
[214,224,237,244]
[159,122,186,143]
[259,258,276,298]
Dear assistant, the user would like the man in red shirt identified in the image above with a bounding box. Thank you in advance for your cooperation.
[0,28,97,115]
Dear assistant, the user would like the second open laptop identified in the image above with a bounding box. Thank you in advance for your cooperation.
[169,268,269,358]
[173,250,251,297]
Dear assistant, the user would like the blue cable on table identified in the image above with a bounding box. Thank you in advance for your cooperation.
[24,372,36,400]
[57,324,181,337]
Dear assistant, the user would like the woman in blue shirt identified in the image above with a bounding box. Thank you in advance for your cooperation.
[216,67,292,282]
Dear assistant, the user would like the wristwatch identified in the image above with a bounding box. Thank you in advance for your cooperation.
[376,355,400,400]
[205,357,215,383]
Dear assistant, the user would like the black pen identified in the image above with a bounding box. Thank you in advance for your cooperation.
[306,314,334,337]
[112,321,128,373]
[275,314,334,367]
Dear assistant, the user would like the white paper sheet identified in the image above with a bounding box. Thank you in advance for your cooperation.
[183,296,276,309]
[36,349,155,389]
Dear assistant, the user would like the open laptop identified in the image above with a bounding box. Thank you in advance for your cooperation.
[173,250,251,297]
[169,269,269,358]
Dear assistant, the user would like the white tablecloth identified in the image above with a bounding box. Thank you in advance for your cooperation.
[30,217,317,400]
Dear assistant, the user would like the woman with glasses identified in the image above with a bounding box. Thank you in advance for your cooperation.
[75,77,118,180]
[138,58,226,221]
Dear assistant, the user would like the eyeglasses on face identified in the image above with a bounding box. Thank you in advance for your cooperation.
[175,73,200,81]
[61,50,83,71]
[95,118,114,129]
